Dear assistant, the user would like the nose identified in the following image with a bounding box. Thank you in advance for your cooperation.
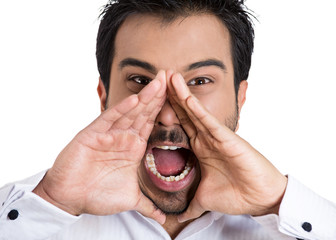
[155,99,180,127]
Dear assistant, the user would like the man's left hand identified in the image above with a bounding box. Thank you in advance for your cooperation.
[167,73,288,222]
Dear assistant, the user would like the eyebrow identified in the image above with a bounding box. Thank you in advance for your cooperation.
[119,57,226,74]
[119,58,157,74]
[186,59,227,72]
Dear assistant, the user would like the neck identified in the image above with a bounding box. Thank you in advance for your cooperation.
[162,215,193,239]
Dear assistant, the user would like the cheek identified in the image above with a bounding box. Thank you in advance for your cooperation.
[107,76,134,108]
[197,90,236,122]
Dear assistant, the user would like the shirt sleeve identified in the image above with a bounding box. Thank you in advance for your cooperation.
[0,171,80,240]
[252,175,336,240]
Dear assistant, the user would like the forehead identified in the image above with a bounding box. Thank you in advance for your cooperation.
[114,13,233,72]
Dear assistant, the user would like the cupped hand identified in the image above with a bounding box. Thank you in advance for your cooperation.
[33,71,168,224]
[167,73,287,222]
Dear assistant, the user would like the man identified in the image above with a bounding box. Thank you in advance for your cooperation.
[0,0,335,239]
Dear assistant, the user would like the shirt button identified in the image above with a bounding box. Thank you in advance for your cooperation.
[7,209,19,220]
[302,222,312,232]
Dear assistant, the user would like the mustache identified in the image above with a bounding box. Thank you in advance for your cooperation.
[148,127,189,145]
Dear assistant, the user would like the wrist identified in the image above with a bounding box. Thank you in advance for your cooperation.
[255,175,288,216]
[32,172,82,216]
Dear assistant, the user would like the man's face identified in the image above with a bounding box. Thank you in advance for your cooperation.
[101,14,247,214]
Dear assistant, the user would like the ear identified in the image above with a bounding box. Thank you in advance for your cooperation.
[235,80,248,132]
[97,77,107,112]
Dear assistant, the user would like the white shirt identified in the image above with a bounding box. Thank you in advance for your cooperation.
[0,171,335,240]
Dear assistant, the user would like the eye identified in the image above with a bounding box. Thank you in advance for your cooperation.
[128,75,152,85]
[187,77,213,86]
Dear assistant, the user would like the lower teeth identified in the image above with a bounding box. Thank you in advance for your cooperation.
[146,153,191,182]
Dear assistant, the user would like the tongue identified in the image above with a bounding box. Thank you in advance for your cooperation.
[152,148,187,176]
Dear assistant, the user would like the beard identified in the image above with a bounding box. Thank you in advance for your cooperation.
[142,186,194,215]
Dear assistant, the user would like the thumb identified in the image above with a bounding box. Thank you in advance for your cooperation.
[177,199,205,223]
[135,194,166,225]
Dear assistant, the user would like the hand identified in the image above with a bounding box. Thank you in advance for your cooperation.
[167,73,288,222]
[33,71,168,224]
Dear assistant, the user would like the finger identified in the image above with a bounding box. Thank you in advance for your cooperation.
[172,73,233,142]
[170,73,191,105]
[138,70,166,104]
[135,194,166,225]
[130,70,167,131]
[153,70,167,98]
[168,94,197,139]
[177,199,205,223]
[101,94,139,124]
[89,94,139,133]
[170,73,208,133]
[112,74,163,130]
[166,72,180,105]
[166,72,197,138]
[187,95,233,142]
[138,96,165,139]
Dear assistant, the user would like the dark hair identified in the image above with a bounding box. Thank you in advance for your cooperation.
[96,0,255,96]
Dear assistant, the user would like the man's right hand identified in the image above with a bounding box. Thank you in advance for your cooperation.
[33,71,167,224]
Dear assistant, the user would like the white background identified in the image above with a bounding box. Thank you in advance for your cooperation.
[0,0,335,203]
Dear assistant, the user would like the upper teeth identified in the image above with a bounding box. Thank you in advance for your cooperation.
[156,146,181,150]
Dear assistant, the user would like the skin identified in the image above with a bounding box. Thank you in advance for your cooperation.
[109,14,239,215]
[33,14,288,238]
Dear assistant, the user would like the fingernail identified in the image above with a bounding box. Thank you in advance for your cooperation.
[177,73,185,84]
[157,212,166,225]
[177,216,186,223]
[160,217,166,225]
[158,70,166,81]
[166,69,174,80]
[172,73,182,86]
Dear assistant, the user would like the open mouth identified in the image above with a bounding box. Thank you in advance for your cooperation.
[144,143,197,192]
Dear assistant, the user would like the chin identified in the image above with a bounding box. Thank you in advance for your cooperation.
[137,126,201,214]
[138,153,201,215]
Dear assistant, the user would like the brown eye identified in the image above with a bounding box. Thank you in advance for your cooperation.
[128,75,152,85]
[187,77,213,86]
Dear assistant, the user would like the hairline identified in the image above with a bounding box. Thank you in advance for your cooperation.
[106,12,235,96]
